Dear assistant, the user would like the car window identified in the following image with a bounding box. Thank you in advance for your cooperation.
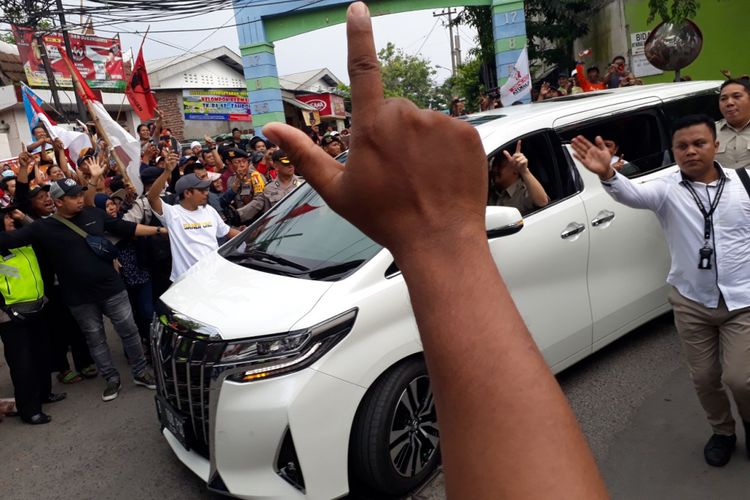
[661,90,722,123]
[487,131,579,216]
[558,110,671,178]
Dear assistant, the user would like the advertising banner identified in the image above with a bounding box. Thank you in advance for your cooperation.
[296,93,346,118]
[183,89,252,122]
[12,25,125,90]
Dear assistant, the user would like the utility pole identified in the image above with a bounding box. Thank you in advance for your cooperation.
[454,31,462,68]
[433,8,459,76]
[55,0,88,121]
[35,33,64,114]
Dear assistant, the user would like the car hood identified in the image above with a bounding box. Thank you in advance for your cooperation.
[160,251,335,340]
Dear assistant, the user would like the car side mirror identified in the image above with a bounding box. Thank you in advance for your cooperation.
[485,206,524,238]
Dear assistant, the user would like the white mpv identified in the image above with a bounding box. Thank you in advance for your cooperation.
[151,81,722,499]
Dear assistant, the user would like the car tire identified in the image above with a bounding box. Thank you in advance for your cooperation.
[350,357,440,497]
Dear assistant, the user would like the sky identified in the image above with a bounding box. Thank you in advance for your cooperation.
[105,7,477,85]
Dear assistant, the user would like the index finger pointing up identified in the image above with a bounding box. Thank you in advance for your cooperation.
[515,140,523,154]
[347,2,384,121]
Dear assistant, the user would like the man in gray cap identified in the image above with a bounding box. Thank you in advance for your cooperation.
[148,153,243,282]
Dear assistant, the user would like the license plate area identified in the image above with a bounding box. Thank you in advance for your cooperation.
[156,394,190,450]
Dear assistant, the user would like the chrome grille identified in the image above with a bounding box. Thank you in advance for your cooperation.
[152,321,224,458]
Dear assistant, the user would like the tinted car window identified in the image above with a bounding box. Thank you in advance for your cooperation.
[219,183,382,281]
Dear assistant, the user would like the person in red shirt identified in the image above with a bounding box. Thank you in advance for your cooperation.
[575,50,607,92]
[255,149,278,181]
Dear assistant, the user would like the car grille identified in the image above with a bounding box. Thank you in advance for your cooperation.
[152,321,225,458]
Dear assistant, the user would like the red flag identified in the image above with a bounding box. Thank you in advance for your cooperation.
[59,51,100,103]
[125,48,158,121]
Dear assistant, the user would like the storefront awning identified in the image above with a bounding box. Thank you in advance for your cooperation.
[282,96,317,111]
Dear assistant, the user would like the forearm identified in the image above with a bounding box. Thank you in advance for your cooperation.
[237,199,262,222]
[83,175,100,207]
[395,234,607,499]
[147,173,170,214]
[601,171,663,210]
[520,171,550,207]
[134,224,164,237]
[26,140,44,152]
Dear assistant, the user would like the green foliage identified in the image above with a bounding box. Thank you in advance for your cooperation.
[378,42,437,109]
[647,0,701,23]
[0,19,53,45]
[0,0,55,26]
[453,1,606,76]
[438,57,484,113]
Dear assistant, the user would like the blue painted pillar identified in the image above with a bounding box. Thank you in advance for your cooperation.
[492,0,530,103]
[233,9,286,128]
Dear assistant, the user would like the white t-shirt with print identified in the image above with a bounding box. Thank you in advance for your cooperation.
[154,203,230,281]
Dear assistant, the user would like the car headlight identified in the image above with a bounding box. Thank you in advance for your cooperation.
[222,309,357,383]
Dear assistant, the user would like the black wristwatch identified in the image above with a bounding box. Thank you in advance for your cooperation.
[156,227,162,235]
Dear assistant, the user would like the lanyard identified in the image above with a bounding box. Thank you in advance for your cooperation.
[680,176,726,241]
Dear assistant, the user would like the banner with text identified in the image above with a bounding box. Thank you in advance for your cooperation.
[183,89,252,122]
[296,93,346,118]
[500,47,531,107]
[12,25,125,90]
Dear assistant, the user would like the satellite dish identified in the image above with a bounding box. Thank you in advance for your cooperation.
[644,20,703,71]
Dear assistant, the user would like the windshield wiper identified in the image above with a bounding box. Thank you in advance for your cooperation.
[307,260,365,280]
[246,249,309,272]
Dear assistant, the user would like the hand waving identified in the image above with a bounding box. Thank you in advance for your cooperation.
[571,135,614,180]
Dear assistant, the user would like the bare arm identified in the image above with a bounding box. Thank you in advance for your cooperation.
[148,152,178,216]
[205,135,225,170]
[504,141,549,208]
[134,224,166,237]
[263,4,608,499]
[151,108,163,144]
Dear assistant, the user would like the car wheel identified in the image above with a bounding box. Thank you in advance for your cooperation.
[350,357,440,497]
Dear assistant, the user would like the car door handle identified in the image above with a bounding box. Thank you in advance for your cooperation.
[561,222,586,239]
[591,210,615,227]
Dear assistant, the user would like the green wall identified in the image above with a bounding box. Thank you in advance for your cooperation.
[625,0,749,83]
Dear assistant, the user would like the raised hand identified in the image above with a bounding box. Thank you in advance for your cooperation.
[262,3,487,260]
[53,138,65,151]
[612,153,626,171]
[85,156,105,179]
[164,152,179,173]
[571,135,614,180]
[503,140,529,175]
[18,145,33,168]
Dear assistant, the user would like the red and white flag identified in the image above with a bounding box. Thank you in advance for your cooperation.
[28,97,92,164]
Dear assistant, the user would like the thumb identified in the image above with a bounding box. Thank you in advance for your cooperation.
[263,123,343,199]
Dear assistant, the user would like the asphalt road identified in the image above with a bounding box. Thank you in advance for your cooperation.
[2,312,749,499]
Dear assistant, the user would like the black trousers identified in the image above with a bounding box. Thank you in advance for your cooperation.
[0,314,52,419]
[47,286,93,373]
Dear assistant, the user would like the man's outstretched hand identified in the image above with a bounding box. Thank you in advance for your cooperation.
[571,135,615,181]
[263,2,487,262]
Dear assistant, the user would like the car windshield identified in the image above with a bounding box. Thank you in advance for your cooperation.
[219,155,383,281]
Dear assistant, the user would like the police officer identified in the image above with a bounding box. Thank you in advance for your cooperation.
[237,150,302,222]
[223,148,266,210]
[0,204,65,425]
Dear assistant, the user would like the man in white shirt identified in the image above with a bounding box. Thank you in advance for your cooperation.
[147,153,242,282]
[571,114,750,468]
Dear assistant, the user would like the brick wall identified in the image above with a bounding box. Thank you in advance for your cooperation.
[154,90,185,141]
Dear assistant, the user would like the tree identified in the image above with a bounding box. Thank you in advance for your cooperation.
[377,42,437,109]
[647,0,700,23]
[1,0,55,26]
[438,57,484,113]
[453,1,606,79]
[0,19,54,45]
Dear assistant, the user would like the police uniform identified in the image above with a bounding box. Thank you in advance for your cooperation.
[237,176,303,222]
[716,118,750,169]
[223,148,266,208]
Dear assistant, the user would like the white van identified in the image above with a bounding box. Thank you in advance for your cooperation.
[151,81,722,499]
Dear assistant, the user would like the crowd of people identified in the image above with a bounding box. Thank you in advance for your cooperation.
[0,109,355,424]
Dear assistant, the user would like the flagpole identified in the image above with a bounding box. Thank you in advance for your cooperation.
[61,55,136,192]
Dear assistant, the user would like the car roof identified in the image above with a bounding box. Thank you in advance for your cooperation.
[468,81,722,151]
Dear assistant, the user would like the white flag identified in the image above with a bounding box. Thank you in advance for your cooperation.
[500,47,532,107]
[34,113,92,164]
[89,100,143,195]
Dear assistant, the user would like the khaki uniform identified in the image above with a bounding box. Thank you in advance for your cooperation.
[716,119,750,169]
[488,178,536,215]
[237,176,303,222]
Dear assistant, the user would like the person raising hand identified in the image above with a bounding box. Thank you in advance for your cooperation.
[262,3,608,499]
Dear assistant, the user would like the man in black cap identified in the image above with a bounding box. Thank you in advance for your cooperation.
[321,134,345,158]
[237,150,303,222]
[148,154,243,282]
[0,177,165,402]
